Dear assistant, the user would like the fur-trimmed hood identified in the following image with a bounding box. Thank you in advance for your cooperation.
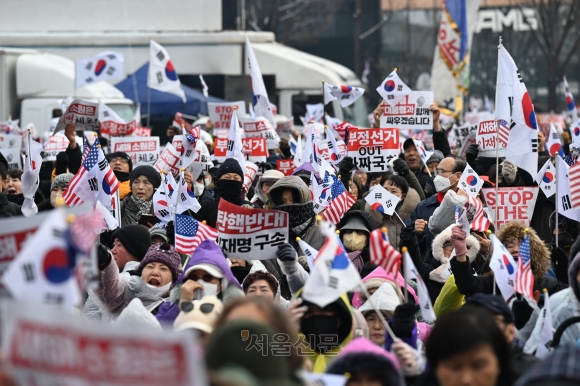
[365,188,421,229]
[497,221,550,280]
[429,224,480,283]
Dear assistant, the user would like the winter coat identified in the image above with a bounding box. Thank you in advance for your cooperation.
[409,130,451,196]
[428,190,467,237]
[405,193,440,258]
[120,194,154,227]
[0,189,21,218]
[337,210,377,265]
[191,192,253,229]
[118,180,131,200]
[365,188,421,251]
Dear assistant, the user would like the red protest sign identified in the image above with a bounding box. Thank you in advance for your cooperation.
[55,99,99,133]
[277,159,295,176]
[347,128,399,172]
[100,120,137,137]
[481,187,539,228]
[42,135,70,161]
[154,143,181,176]
[213,138,267,163]
[216,199,289,260]
[133,126,151,137]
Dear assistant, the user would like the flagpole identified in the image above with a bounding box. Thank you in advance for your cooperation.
[495,36,502,229]
[147,86,151,128]
[160,169,173,224]
[322,80,325,105]
[488,230,497,295]
[359,283,399,342]
[555,154,559,248]
[401,246,409,303]
[26,128,32,169]
[394,211,406,227]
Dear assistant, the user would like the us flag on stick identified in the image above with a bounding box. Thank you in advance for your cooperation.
[175,214,218,255]
[322,174,356,224]
[514,234,534,300]
[369,228,401,276]
[569,162,580,209]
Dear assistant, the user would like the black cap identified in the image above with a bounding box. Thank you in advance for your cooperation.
[107,151,133,172]
[216,159,244,181]
[130,165,161,189]
[402,138,416,151]
[466,293,514,324]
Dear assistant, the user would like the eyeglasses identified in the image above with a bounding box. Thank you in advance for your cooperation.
[189,273,216,282]
[179,301,215,314]
[435,169,454,176]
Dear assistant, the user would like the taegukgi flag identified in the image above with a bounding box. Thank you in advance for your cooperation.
[75,51,124,88]
[148,40,186,103]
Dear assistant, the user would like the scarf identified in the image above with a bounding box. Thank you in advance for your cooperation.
[273,202,315,239]
[130,195,152,219]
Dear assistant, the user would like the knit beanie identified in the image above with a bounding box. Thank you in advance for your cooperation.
[51,173,74,191]
[138,243,182,282]
[111,224,152,261]
[130,165,161,189]
[216,159,244,181]
[107,151,133,172]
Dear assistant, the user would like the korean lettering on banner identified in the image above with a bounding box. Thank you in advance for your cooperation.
[172,135,184,154]
[476,114,506,157]
[454,123,478,158]
[482,187,539,229]
[1,301,201,386]
[100,120,137,137]
[213,138,267,163]
[243,162,258,194]
[379,91,434,130]
[110,137,160,166]
[240,117,281,149]
[319,142,347,162]
[133,126,151,137]
[216,199,289,260]
[54,99,99,133]
[154,143,181,176]
[277,159,295,176]
[207,101,246,138]
[42,135,70,161]
[347,128,399,172]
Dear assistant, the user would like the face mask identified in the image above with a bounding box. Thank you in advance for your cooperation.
[343,231,368,252]
[146,281,172,297]
[194,280,219,300]
[216,179,244,205]
[554,233,574,250]
[231,266,251,284]
[301,315,339,353]
[433,174,456,193]
[194,182,204,197]
[204,177,212,187]
[50,193,62,207]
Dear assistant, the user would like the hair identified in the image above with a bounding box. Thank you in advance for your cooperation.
[7,169,23,179]
[352,174,363,199]
[380,173,409,195]
[212,296,303,370]
[361,309,395,322]
[425,307,510,372]
[167,125,180,135]
[0,163,6,180]
[242,271,279,295]
[447,154,467,174]
[368,172,387,184]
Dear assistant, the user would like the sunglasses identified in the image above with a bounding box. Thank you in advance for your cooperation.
[189,273,216,282]
[180,301,215,314]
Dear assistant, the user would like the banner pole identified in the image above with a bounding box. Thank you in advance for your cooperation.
[495,35,502,229]
[555,154,559,248]
[147,87,151,128]
[359,283,398,342]
[401,246,409,303]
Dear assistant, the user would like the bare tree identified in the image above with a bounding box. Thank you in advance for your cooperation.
[244,0,346,45]
[517,0,580,110]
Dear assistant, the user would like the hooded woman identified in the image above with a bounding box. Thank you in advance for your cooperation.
[251,169,285,208]
[365,173,421,251]
[90,243,182,320]
[121,165,161,226]
[155,240,244,325]
[337,210,377,271]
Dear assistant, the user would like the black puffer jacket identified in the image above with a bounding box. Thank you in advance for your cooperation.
[0,190,21,218]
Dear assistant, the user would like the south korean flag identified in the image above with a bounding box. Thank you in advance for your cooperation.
[147,40,186,103]
[75,51,124,88]
[457,164,484,198]
[364,185,400,216]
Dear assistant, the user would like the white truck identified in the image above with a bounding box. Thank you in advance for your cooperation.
[0,48,135,135]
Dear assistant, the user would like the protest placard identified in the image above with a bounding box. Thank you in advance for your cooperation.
[154,143,181,176]
[0,133,22,149]
[0,148,21,170]
[111,137,160,166]
[482,187,539,228]
[41,135,70,161]
[536,113,565,138]
[1,300,202,386]
[100,120,137,137]
[240,117,281,149]
[213,137,267,163]
[319,141,347,163]
[277,159,296,176]
[207,102,246,138]
[476,114,507,157]
[133,126,151,137]
[454,123,478,158]
[54,99,99,133]
[276,116,294,139]
[243,162,258,194]
[347,128,399,172]
[379,91,433,130]
[216,199,289,260]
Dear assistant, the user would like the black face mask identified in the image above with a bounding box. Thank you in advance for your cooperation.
[301,315,339,353]
[216,179,244,205]
[230,266,251,284]
[113,170,130,182]
[554,233,575,251]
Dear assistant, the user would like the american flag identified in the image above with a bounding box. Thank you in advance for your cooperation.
[175,214,218,255]
[564,154,575,167]
[569,162,580,209]
[514,235,534,299]
[369,228,401,276]
[468,196,490,232]
[322,174,356,224]
[64,142,100,206]
[498,119,510,147]
[69,210,104,255]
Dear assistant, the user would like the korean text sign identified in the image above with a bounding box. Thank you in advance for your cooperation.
[476,115,506,157]
[207,102,246,138]
[216,199,289,260]
[54,99,99,133]
[213,137,267,163]
[110,137,160,166]
[347,128,399,172]
[482,187,539,228]
[379,91,433,130]
[240,117,281,149]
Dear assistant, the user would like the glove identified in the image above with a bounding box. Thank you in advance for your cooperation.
[450,226,468,256]
[337,156,354,174]
[465,144,479,166]
[502,161,518,184]
[276,243,297,262]
[165,221,175,245]
[399,225,418,247]
[55,151,70,175]
[97,243,111,267]
[390,303,419,338]
[392,158,410,176]
[512,297,534,330]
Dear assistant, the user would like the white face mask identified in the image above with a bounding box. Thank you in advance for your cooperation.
[433,173,456,193]
[194,280,219,300]
[146,281,172,297]
[194,182,204,197]
[204,177,212,187]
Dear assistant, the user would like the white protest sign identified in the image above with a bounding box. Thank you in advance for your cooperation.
[276,116,294,139]
[482,187,539,228]
[42,135,70,161]
[207,101,246,138]
[213,137,268,164]
[154,143,181,177]
[347,127,400,172]
[243,162,258,194]
[216,199,289,260]
[111,136,160,166]
[54,99,99,133]
[379,91,434,130]
[0,133,22,149]
[240,116,281,149]
[453,123,478,157]
[1,300,203,386]
[0,148,21,170]
[476,113,507,157]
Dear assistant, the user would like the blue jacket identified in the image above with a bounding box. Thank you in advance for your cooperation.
[405,194,439,258]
